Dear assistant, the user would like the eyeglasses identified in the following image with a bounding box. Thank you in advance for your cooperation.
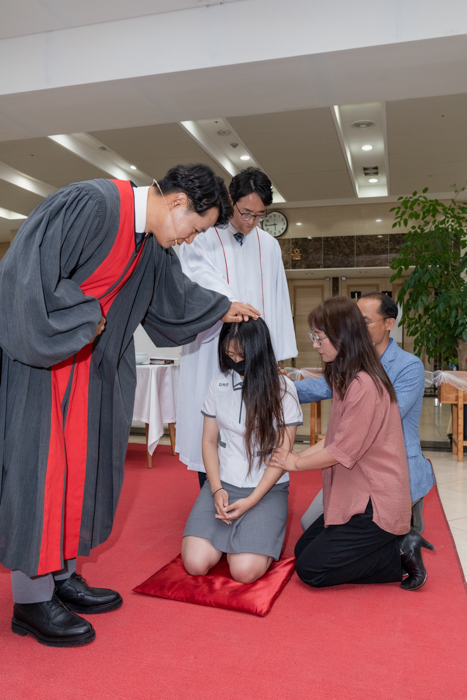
[308,332,328,346]
[235,203,266,222]
[364,317,389,326]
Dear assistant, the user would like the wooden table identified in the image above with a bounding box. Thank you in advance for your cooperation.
[438,372,467,462]
[309,400,324,446]
[295,368,327,445]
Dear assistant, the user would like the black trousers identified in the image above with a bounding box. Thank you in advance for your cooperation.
[198,472,207,489]
[295,500,403,588]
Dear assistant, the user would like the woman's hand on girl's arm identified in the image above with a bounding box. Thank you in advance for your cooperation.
[226,426,298,517]
[270,444,337,472]
[267,447,300,471]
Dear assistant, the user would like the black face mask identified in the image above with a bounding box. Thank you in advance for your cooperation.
[225,356,246,375]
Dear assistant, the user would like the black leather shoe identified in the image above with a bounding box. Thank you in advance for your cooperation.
[400,529,434,591]
[55,572,123,614]
[12,594,95,647]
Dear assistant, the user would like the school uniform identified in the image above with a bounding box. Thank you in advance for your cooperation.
[183,371,303,560]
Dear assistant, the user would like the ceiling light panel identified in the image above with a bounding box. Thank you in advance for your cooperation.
[48,134,151,186]
[181,118,286,203]
[0,206,27,220]
[332,102,389,198]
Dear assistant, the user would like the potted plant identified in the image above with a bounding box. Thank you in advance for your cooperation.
[390,187,467,370]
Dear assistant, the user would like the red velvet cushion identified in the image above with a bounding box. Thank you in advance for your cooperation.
[133,554,296,617]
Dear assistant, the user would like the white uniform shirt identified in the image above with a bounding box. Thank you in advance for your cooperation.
[176,222,298,472]
[201,371,303,489]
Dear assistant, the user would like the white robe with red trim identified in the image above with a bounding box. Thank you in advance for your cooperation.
[176,221,297,472]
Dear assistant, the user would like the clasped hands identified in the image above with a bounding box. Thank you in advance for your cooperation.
[214,490,251,525]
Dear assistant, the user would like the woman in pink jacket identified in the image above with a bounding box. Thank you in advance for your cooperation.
[269,296,433,591]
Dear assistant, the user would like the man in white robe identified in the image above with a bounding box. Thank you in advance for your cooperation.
[176,168,298,484]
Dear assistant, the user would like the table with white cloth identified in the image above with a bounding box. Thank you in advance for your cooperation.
[133,364,179,468]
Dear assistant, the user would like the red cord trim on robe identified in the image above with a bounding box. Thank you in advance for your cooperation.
[214,226,265,318]
[214,227,229,284]
[38,180,144,574]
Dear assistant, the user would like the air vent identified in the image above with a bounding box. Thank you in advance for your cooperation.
[352,120,375,129]
[363,166,379,176]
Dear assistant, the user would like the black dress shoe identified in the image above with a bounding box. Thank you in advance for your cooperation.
[12,594,95,647]
[400,529,434,591]
[55,572,123,614]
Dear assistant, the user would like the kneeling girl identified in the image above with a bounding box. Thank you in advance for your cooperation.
[182,319,302,584]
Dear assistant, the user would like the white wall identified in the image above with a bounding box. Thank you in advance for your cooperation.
[133,324,181,361]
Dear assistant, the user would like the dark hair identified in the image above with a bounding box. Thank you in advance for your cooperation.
[229,167,273,207]
[359,291,398,320]
[309,296,396,403]
[218,319,286,471]
[155,163,232,225]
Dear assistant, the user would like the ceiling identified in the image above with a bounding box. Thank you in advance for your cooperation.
[0,1,241,39]
[2,92,467,241]
[1,0,467,242]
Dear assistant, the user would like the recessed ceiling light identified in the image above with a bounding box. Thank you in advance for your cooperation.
[362,145,373,151]
[376,219,382,222]
[296,222,302,226]
[240,155,250,161]
[130,165,137,170]
[377,235,384,238]
[369,178,378,183]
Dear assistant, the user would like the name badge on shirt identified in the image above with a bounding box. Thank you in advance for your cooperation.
[217,380,230,393]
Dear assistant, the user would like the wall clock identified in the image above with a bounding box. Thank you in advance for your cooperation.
[262,211,288,237]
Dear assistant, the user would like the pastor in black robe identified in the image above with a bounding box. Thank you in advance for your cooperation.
[0,178,231,576]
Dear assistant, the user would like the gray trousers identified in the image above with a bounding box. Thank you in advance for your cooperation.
[301,490,425,534]
[10,558,76,604]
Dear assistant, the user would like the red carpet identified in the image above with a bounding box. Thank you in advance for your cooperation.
[1,443,466,700]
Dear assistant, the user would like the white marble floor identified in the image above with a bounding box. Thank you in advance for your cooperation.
[426,449,467,577]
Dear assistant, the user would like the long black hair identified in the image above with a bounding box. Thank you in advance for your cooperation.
[309,296,396,402]
[218,319,286,471]
[156,163,232,225]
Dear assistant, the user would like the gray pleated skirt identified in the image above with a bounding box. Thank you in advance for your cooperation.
[183,479,289,561]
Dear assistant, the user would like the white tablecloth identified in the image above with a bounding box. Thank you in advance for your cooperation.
[133,364,179,455]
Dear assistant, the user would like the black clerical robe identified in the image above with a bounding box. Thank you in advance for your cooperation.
[0,179,230,576]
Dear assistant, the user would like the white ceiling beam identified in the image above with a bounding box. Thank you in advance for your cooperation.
[2,0,467,99]
[0,206,27,221]
[48,134,151,185]
[181,118,286,203]
[180,121,239,178]
[0,161,56,198]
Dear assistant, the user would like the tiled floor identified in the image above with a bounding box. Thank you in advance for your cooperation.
[427,449,467,577]
[132,397,467,578]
